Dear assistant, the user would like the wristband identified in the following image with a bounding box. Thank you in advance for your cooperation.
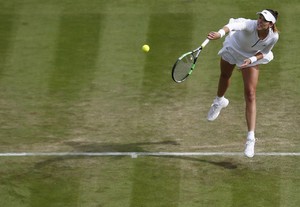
[218,29,226,38]
[249,56,257,64]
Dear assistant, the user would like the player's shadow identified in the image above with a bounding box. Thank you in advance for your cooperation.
[65,141,237,169]
[66,141,237,169]
[73,141,238,169]
[34,140,238,170]
[34,140,178,168]
[159,156,238,170]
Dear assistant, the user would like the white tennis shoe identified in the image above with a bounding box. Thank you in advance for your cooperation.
[244,138,255,158]
[207,97,229,121]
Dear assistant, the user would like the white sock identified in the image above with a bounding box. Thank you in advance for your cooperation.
[216,96,224,102]
[247,131,255,140]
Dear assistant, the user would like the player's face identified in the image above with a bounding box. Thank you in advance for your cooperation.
[257,14,273,31]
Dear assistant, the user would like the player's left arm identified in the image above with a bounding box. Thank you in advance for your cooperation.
[241,33,279,67]
[241,52,264,68]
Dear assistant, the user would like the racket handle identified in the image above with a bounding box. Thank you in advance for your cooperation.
[201,39,210,48]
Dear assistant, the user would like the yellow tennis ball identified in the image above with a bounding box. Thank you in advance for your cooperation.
[142,44,150,52]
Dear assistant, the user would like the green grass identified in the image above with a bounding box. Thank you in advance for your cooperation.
[0,0,299,206]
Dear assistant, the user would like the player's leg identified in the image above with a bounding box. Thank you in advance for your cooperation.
[241,65,259,157]
[217,58,235,97]
[242,66,259,133]
[207,58,235,121]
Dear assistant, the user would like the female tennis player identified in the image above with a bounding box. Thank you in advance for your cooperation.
[206,9,279,157]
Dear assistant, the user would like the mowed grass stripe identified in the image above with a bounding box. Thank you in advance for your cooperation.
[0,13,16,78]
[0,8,18,149]
[72,8,152,207]
[81,12,150,143]
[130,12,197,207]
[48,14,102,100]
[23,9,105,207]
[39,13,103,142]
[0,3,62,147]
[136,12,198,147]
[274,4,300,205]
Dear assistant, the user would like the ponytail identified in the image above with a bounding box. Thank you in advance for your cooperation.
[272,24,278,33]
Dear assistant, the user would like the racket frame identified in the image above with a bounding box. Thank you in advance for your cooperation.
[172,39,210,83]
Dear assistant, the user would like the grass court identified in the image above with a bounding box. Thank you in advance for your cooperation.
[0,0,299,206]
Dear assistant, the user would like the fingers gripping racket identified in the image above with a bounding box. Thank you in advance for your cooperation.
[172,39,210,83]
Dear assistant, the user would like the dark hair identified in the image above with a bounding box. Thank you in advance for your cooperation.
[266,9,279,32]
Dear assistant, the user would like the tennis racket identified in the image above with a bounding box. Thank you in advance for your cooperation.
[171,38,210,83]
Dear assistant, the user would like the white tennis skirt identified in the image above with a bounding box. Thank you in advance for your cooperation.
[218,46,274,69]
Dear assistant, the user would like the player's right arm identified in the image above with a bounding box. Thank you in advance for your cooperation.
[207,26,230,40]
[208,18,254,40]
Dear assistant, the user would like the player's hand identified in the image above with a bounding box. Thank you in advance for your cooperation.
[207,31,221,40]
[240,59,251,68]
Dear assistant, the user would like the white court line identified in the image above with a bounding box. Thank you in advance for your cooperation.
[0,152,299,157]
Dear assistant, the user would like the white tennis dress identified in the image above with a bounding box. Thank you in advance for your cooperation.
[218,18,279,68]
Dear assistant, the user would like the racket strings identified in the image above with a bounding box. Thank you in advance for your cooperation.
[172,54,195,82]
